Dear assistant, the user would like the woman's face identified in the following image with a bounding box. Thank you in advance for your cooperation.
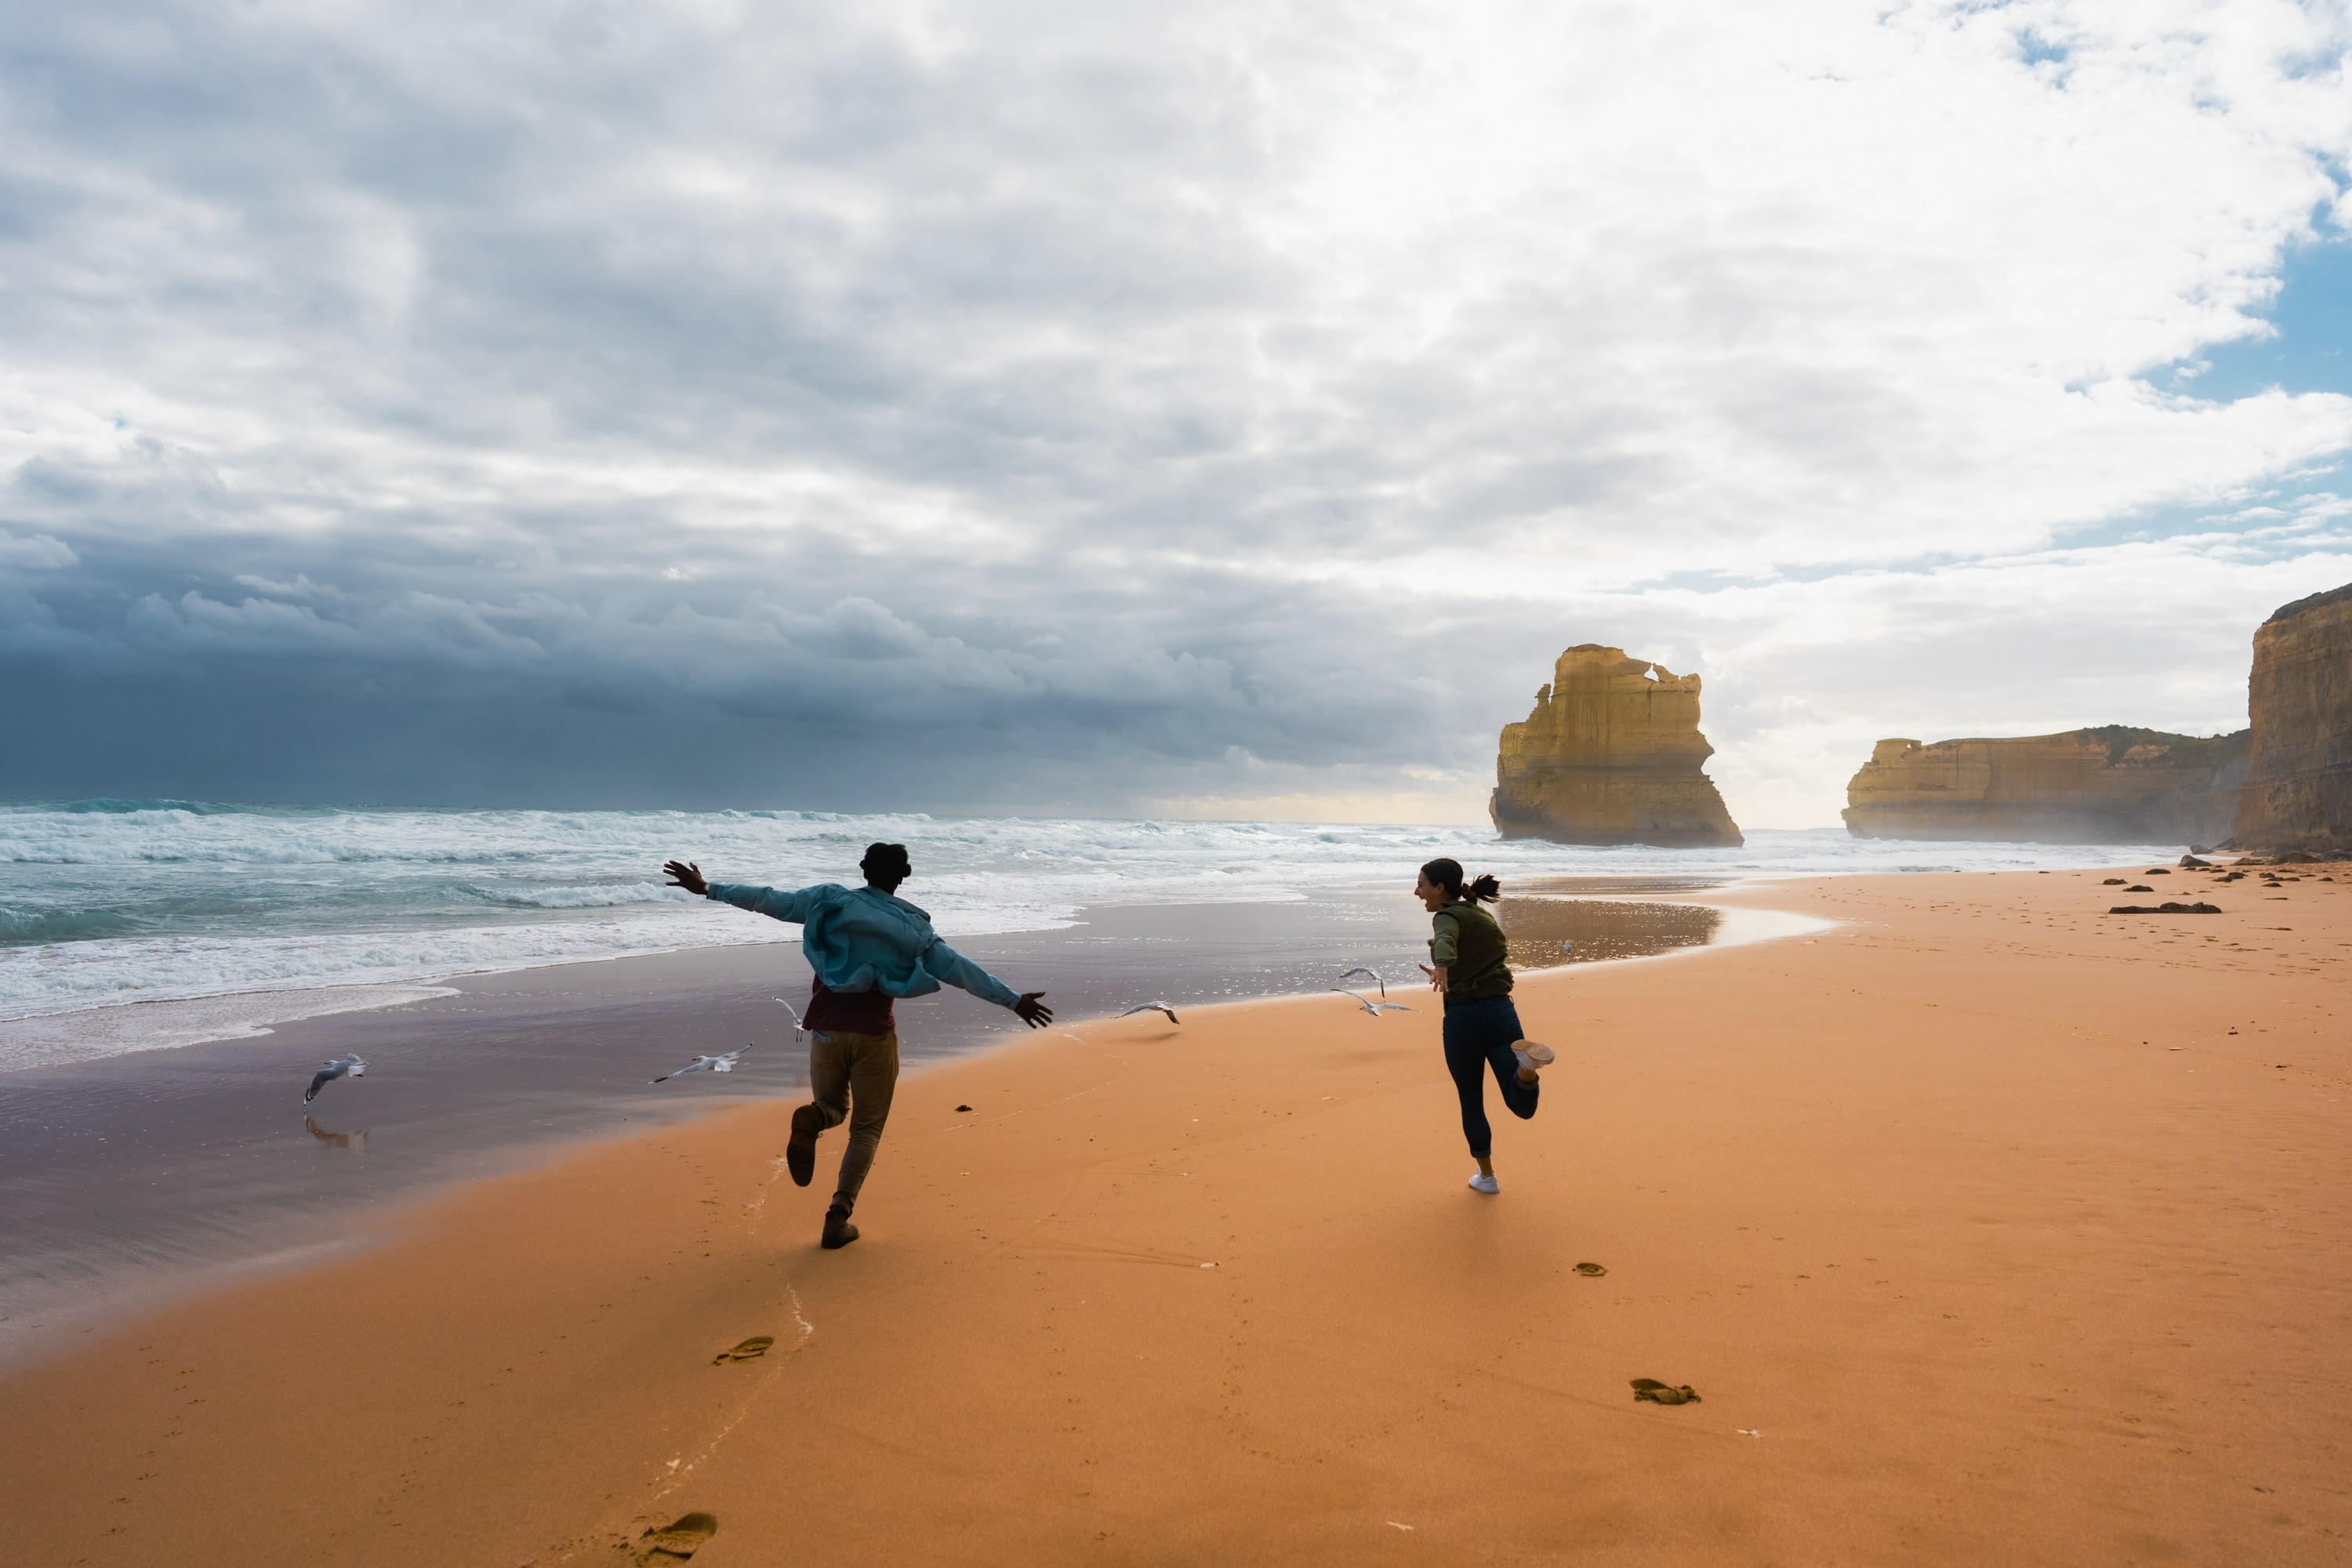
[1413,870,1447,911]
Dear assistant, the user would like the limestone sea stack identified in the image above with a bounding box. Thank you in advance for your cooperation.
[1490,645,1742,847]
[1841,728,2247,844]
[2232,582,2352,854]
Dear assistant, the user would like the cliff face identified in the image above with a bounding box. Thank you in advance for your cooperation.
[1842,727,2247,844]
[2233,582,2352,852]
[1490,645,1742,848]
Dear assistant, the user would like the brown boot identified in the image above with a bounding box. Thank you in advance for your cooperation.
[821,1205,859,1250]
[785,1103,822,1187]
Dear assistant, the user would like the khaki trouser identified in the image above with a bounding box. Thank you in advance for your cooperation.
[808,1029,899,1214]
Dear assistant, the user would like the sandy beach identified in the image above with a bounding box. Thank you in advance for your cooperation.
[0,886,1754,1362]
[5,862,2349,1566]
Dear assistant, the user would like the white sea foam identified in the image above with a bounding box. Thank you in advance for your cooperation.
[0,909,761,1019]
[481,882,701,909]
[0,800,2174,1071]
[0,985,463,1073]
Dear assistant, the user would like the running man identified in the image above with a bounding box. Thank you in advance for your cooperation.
[662,844,1051,1249]
[1415,857,1552,1194]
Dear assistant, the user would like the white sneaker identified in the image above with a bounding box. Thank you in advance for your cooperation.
[1468,1172,1500,1194]
[1513,1040,1555,1078]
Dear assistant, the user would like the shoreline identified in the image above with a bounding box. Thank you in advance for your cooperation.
[0,832,2173,1081]
[0,873,1792,1076]
[0,884,1772,1368]
[5,862,2347,1563]
[3,886,1833,1076]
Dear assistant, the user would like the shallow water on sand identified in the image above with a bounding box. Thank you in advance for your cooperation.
[0,885,1812,1365]
[1498,895,1723,967]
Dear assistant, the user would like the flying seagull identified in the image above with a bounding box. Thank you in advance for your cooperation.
[303,1053,365,1105]
[651,1047,748,1084]
[772,997,811,1039]
[1337,966,1387,1000]
[1118,1002,1180,1025]
[1334,989,1414,1017]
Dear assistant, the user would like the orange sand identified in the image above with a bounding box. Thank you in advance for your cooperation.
[5,866,2349,1566]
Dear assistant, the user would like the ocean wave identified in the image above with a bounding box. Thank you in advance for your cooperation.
[49,797,247,815]
[0,801,957,866]
[0,909,775,1022]
[474,883,699,909]
[0,906,143,945]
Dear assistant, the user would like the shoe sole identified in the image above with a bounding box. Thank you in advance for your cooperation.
[786,1104,820,1188]
[1514,1040,1555,1069]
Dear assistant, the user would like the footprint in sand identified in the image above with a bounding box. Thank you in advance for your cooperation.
[638,1512,718,1562]
[1631,1378,1700,1405]
[1573,1261,1607,1277]
[711,1336,775,1365]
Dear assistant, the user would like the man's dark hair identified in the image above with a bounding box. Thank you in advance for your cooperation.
[860,842,912,890]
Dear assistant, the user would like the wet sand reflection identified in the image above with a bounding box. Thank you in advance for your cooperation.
[303,1116,368,1152]
[1498,897,1723,971]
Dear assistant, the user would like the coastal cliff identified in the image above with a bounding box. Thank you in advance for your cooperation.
[1842,728,2247,844]
[1491,645,1742,847]
[2233,582,2352,853]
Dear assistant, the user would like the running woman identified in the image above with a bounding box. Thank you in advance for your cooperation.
[663,844,1051,1249]
[1415,857,1552,1193]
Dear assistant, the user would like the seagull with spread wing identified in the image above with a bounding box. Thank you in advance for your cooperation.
[1334,989,1414,1017]
[651,1047,748,1084]
[1338,965,1387,999]
[1118,1001,1180,1025]
[303,1053,365,1105]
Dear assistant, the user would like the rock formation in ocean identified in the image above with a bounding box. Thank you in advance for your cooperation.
[1490,645,1743,847]
[2231,581,2352,854]
[1841,727,2247,844]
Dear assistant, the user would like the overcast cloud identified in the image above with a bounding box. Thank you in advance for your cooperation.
[2,0,2350,825]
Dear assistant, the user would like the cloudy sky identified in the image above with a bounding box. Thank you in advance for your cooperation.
[2,0,2349,826]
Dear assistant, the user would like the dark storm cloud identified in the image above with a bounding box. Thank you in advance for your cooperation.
[0,452,1479,810]
[2,1,2350,820]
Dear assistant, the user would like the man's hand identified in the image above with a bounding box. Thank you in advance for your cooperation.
[1014,992,1053,1029]
[663,859,708,897]
[1419,963,1448,993]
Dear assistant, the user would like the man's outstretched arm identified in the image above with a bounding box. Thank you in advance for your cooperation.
[663,859,822,924]
[921,939,1053,1029]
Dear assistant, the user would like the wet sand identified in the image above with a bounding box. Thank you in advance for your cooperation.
[0,887,1735,1363]
[4,863,2348,1565]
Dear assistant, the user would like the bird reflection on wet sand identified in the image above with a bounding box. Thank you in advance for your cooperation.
[303,1116,368,1152]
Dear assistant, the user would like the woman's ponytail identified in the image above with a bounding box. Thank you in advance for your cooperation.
[1421,858,1502,905]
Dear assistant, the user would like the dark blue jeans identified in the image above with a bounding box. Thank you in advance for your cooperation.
[1443,994,1538,1159]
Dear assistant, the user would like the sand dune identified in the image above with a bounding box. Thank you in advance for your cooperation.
[3,866,2347,1566]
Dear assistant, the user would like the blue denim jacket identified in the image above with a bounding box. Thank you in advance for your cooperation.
[705,882,1022,1009]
